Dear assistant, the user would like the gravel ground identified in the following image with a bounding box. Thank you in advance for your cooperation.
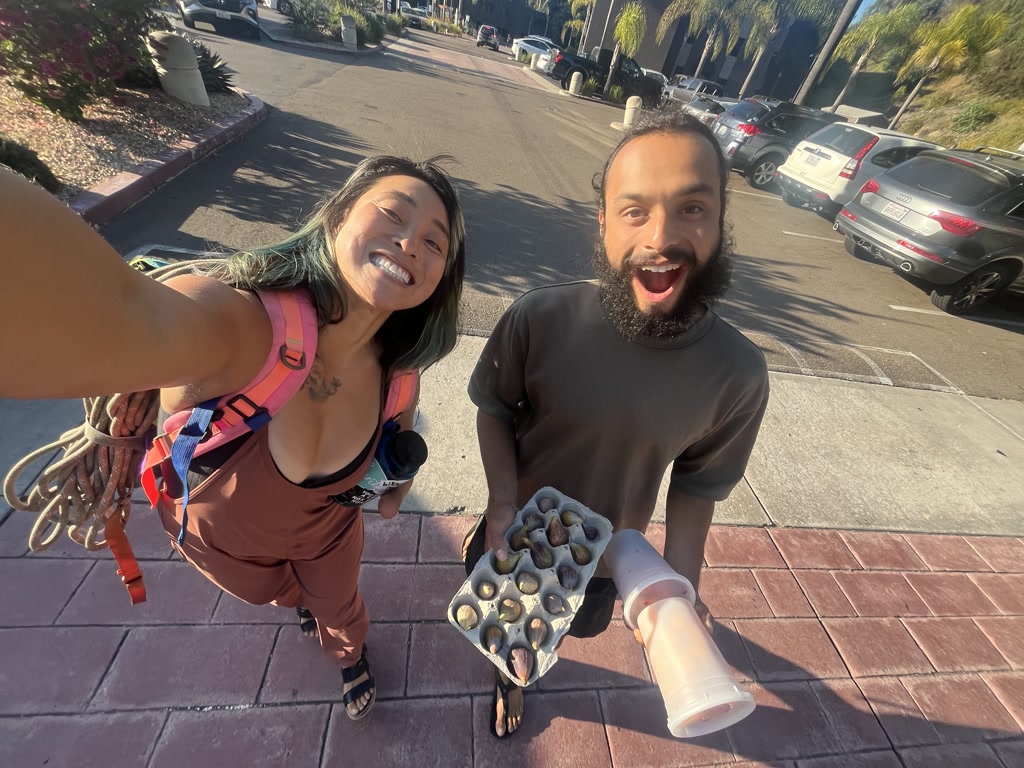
[0,77,249,200]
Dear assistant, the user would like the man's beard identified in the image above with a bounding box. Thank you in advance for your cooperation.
[593,231,733,342]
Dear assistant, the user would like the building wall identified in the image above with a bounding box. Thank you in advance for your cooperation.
[581,0,824,101]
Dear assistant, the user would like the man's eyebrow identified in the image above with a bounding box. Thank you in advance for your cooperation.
[380,190,450,241]
[613,182,716,204]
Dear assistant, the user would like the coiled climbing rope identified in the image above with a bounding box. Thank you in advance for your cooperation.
[2,258,218,552]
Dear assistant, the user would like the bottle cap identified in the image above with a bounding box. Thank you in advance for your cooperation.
[389,430,428,471]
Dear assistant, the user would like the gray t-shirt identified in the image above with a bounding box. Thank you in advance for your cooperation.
[468,281,769,531]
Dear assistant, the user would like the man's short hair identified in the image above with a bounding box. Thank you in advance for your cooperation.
[593,111,729,221]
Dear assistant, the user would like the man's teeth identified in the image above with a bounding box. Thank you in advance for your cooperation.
[371,254,412,284]
[638,264,681,273]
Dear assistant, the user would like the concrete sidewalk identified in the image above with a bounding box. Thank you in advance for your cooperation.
[2,331,1023,767]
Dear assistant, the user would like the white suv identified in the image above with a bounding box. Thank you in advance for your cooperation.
[776,125,940,218]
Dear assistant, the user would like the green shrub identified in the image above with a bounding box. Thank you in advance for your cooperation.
[0,0,170,122]
[581,77,598,97]
[953,100,998,134]
[290,23,326,41]
[327,5,384,47]
[608,84,625,104]
[0,134,61,193]
[518,49,531,63]
[188,38,234,93]
[384,12,405,34]
[288,0,331,31]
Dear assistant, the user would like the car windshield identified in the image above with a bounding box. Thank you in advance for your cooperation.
[727,101,769,122]
[807,124,875,157]
[887,156,1010,206]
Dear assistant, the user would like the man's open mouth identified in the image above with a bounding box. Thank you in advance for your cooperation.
[632,263,683,298]
[371,253,414,285]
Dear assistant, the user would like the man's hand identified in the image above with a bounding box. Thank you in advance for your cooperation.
[483,501,518,560]
[377,481,413,520]
[632,600,714,646]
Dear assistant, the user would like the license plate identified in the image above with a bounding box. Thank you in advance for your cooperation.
[216,10,231,18]
[715,123,728,136]
[880,201,909,222]
[803,155,819,167]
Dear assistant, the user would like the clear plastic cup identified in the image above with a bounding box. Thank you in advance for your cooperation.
[604,529,755,738]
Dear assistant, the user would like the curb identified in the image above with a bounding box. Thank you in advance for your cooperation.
[68,90,268,227]
[259,25,404,56]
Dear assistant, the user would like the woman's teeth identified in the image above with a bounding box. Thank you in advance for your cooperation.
[371,254,412,285]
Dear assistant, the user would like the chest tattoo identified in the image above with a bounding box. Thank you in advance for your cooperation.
[305,355,341,404]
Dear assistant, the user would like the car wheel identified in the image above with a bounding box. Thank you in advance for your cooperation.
[781,190,802,208]
[747,155,783,190]
[180,8,196,28]
[929,263,1013,315]
[278,0,294,15]
[561,68,584,91]
[843,235,872,262]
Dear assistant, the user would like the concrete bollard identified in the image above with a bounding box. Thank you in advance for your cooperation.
[623,95,642,127]
[340,15,358,49]
[148,32,209,108]
[530,53,539,71]
[569,71,583,95]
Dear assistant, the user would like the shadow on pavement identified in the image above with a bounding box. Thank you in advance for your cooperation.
[515,622,1017,763]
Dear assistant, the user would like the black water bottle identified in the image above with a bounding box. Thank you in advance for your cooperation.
[334,424,428,507]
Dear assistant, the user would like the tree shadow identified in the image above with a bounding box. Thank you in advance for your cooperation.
[515,622,1019,764]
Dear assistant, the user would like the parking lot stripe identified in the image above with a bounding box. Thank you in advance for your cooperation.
[730,189,778,200]
[782,230,845,244]
[848,347,894,386]
[773,337,813,375]
[889,305,948,317]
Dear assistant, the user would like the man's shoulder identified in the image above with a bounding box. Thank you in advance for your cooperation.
[508,280,599,316]
[706,313,769,380]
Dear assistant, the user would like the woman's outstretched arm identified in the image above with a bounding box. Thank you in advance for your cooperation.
[0,167,269,399]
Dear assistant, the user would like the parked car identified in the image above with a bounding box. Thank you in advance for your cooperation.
[402,7,430,27]
[259,0,294,16]
[711,98,845,190]
[476,24,499,51]
[536,48,561,73]
[777,125,941,218]
[680,94,740,127]
[642,68,668,87]
[511,36,555,60]
[549,47,663,108]
[179,0,261,39]
[834,147,1024,314]
[662,77,725,107]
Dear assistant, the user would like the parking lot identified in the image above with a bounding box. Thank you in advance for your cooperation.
[105,22,1024,402]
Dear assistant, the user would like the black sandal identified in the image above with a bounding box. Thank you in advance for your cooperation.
[296,607,318,638]
[490,670,521,739]
[341,644,376,721]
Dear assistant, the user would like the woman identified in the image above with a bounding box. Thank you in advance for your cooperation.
[0,155,466,720]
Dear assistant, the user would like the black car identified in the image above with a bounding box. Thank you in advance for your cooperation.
[711,98,845,190]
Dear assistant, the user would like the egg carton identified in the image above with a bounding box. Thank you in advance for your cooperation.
[447,487,613,687]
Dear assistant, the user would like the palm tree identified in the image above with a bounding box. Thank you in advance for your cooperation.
[656,0,745,80]
[562,0,593,52]
[826,3,922,112]
[889,4,1006,129]
[604,0,647,99]
[794,0,860,105]
[737,0,838,99]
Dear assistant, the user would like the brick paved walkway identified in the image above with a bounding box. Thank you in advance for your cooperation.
[1,508,1022,768]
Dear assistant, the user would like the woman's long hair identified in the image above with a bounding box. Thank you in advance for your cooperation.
[201,155,466,373]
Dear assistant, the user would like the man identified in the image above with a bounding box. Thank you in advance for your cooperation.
[463,111,770,738]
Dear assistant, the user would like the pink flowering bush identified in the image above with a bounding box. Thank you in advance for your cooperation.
[0,0,169,121]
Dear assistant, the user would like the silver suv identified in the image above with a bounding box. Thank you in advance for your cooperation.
[834,147,1024,314]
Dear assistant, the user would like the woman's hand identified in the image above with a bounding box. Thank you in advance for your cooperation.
[377,480,413,519]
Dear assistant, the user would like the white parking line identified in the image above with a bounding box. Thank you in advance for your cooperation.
[782,230,844,244]
[890,305,1024,328]
[730,189,777,200]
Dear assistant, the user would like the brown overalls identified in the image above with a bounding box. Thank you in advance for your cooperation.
[156,418,383,668]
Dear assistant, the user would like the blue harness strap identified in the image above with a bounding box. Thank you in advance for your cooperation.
[169,399,217,546]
